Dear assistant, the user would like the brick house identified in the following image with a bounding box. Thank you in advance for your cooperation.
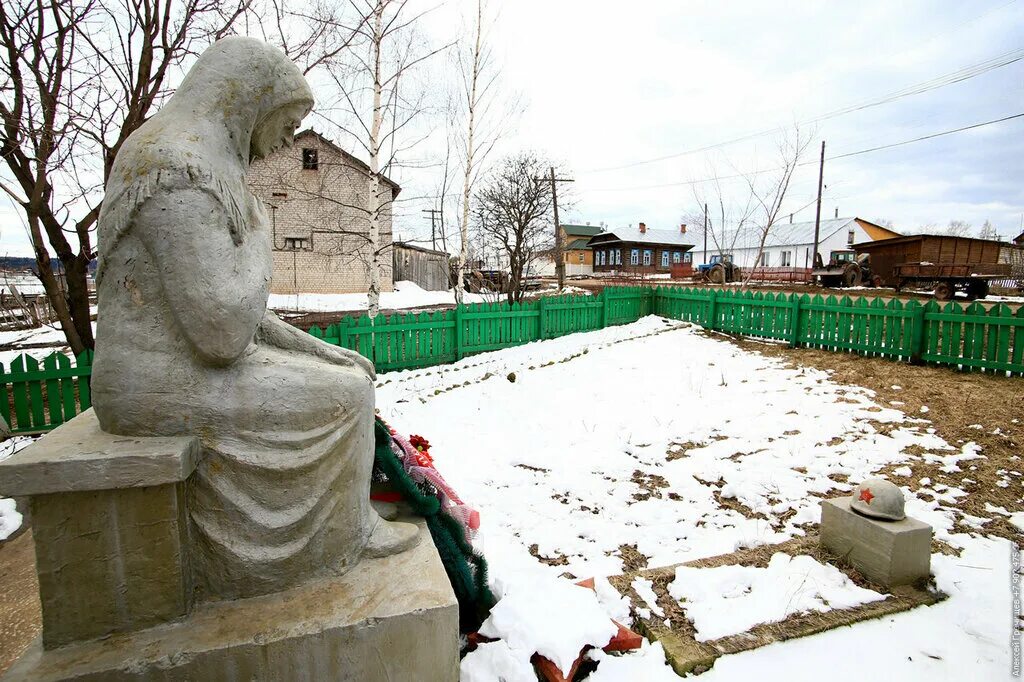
[247,129,401,295]
[587,223,695,274]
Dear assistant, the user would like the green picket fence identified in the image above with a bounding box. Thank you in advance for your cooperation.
[2,286,1021,434]
[652,287,1024,372]
[307,287,652,372]
[0,351,94,434]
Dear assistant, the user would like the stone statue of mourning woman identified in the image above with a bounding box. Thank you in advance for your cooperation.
[92,36,418,603]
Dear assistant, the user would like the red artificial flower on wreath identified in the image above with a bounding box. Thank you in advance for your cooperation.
[409,435,434,467]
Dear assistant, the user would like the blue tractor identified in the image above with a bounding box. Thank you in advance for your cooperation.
[696,254,742,284]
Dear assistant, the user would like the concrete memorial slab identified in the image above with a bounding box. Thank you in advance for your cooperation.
[608,535,944,677]
[820,496,932,588]
[0,36,457,681]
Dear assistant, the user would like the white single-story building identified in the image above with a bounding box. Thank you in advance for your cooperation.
[698,217,900,269]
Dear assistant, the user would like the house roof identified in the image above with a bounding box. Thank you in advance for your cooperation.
[1014,231,1024,245]
[724,217,897,250]
[588,226,695,248]
[565,238,592,250]
[853,233,1010,250]
[393,241,449,258]
[561,224,603,237]
[293,129,401,195]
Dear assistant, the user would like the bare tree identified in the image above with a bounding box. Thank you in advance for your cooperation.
[977,219,997,240]
[325,0,451,319]
[0,0,355,353]
[689,168,757,266]
[740,128,813,286]
[946,220,973,237]
[451,0,510,304]
[687,128,811,282]
[473,152,555,304]
[0,0,252,353]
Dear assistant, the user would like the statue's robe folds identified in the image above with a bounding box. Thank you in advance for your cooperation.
[91,37,413,603]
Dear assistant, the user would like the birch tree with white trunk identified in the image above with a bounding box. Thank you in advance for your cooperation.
[329,0,450,319]
[451,0,512,304]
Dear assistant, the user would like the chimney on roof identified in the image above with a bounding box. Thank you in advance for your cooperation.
[789,214,793,224]
[835,207,839,219]
[639,222,647,234]
[680,223,687,234]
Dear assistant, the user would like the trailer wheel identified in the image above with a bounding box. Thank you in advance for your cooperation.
[933,281,954,301]
[966,279,990,300]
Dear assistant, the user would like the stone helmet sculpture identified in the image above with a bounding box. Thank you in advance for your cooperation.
[850,478,906,521]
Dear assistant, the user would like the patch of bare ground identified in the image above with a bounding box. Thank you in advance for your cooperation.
[630,469,670,501]
[528,543,570,567]
[666,440,702,461]
[723,333,1024,544]
[617,544,650,572]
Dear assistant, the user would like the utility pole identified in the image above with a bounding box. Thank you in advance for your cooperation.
[703,202,708,265]
[422,208,442,249]
[536,168,574,290]
[811,140,826,268]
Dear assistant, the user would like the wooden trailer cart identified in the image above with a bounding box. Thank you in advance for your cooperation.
[852,234,1011,301]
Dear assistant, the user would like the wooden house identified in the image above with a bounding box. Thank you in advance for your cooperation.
[587,223,695,275]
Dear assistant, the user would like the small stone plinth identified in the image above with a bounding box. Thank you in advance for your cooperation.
[3,518,459,682]
[820,497,931,588]
[0,410,199,648]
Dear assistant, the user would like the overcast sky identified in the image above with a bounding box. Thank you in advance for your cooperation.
[2,0,1022,258]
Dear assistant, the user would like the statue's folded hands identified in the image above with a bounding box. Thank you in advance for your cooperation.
[257,310,376,379]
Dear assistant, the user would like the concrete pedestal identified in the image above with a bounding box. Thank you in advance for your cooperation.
[0,410,459,681]
[820,497,931,588]
[2,517,458,681]
[0,411,199,648]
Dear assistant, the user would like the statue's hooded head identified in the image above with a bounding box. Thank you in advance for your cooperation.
[169,36,315,163]
[97,38,314,281]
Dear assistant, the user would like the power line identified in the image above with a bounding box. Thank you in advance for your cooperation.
[584,46,1024,173]
[580,111,1024,193]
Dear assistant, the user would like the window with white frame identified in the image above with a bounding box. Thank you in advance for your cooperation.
[643,249,652,266]
[661,251,669,267]
[780,250,791,266]
[615,250,622,265]
[672,251,681,264]
[848,229,855,245]
[759,252,769,266]
[683,252,692,263]
[630,249,639,265]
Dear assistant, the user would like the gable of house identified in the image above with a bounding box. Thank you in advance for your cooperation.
[247,130,401,295]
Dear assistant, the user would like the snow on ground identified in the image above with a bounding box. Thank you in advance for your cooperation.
[0,498,21,541]
[376,315,1016,680]
[699,536,1013,682]
[667,553,886,641]
[0,437,35,541]
[268,280,489,313]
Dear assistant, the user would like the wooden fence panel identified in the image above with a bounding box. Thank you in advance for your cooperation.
[3,286,1022,434]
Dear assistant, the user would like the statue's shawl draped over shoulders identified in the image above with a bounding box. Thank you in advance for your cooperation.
[96,37,314,283]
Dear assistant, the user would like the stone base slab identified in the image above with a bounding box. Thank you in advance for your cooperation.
[608,534,944,676]
[3,519,458,682]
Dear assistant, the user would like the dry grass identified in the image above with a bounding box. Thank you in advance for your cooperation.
[720,333,1024,544]
[609,534,944,676]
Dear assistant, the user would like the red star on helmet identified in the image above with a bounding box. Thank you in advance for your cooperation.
[859,487,874,504]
